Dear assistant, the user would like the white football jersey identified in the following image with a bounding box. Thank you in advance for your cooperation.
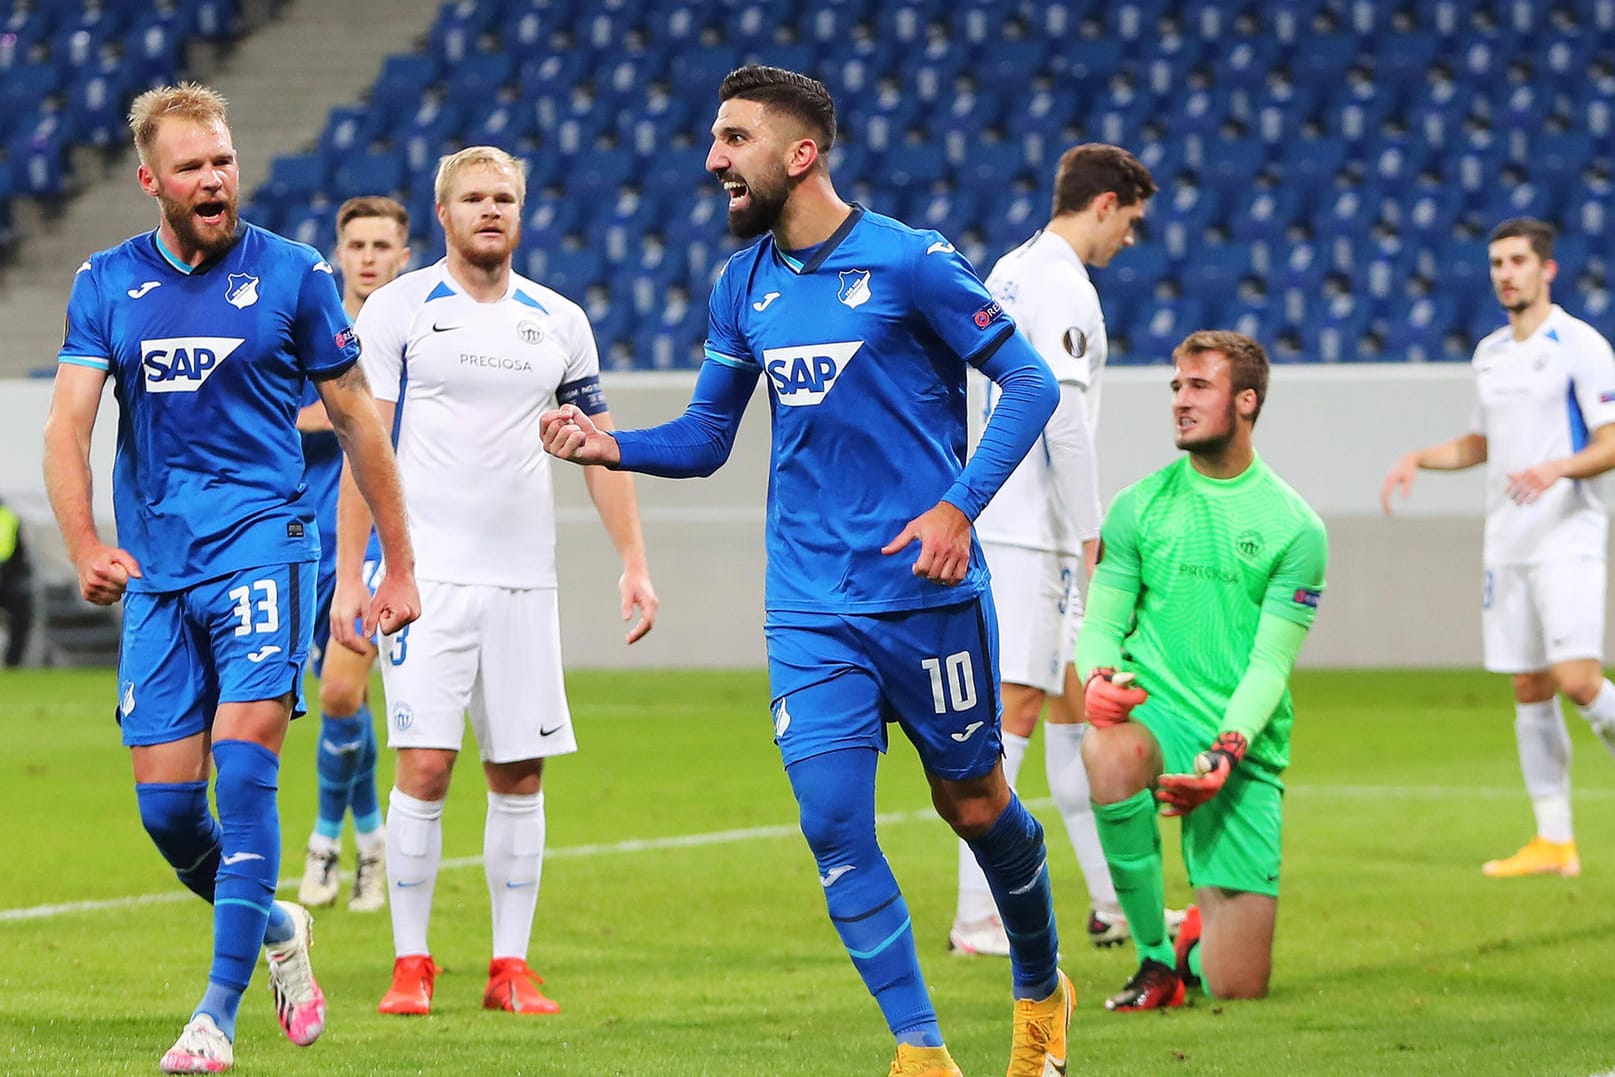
[1469,304,1615,565]
[357,260,601,587]
[969,230,1105,555]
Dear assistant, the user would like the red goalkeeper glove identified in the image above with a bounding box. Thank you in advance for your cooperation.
[1084,668,1147,727]
[1156,731,1249,816]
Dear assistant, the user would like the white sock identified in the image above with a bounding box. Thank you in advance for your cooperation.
[1515,700,1573,843]
[486,791,545,961]
[954,732,1030,923]
[356,825,387,857]
[386,788,444,957]
[1045,722,1119,914]
[1574,678,1615,760]
[308,832,339,855]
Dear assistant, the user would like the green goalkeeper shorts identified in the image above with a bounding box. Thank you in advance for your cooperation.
[1141,707,1285,898]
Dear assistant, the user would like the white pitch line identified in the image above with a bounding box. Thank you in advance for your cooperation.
[3,785,1613,923]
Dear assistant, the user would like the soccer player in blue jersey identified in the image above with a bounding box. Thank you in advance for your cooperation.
[295,196,412,914]
[41,83,419,1074]
[541,66,1070,1077]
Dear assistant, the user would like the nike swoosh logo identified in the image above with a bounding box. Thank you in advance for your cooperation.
[396,879,426,888]
[1045,1056,1067,1076]
[321,738,363,755]
[539,724,565,736]
[819,865,855,888]
[752,291,781,312]
[127,281,161,298]
[432,322,462,332]
[247,645,282,663]
[950,720,984,742]
[221,851,264,865]
[505,880,537,889]
[926,241,955,255]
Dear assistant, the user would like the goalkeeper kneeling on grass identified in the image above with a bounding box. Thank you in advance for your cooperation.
[1074,330,1329,1010]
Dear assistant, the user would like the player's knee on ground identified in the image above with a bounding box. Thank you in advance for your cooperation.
[1204,962,1271,1001]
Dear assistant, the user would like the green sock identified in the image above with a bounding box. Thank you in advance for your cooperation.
[1188,939,1211,995]
[1093,789,1174,967]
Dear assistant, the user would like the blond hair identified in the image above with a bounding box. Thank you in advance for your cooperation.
[337,195,410,237]
[128,82,230,165]
[434,146,526,207]
[1174,330,1270,423]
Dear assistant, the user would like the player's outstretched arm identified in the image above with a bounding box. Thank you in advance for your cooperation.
[1381,433,1487,514]
[541,404,622,467]
[578,409,659,643]
[43,363,142,604]
[318,364,419,639]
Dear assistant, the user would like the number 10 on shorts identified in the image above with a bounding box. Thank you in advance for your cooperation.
[922,651,978,713]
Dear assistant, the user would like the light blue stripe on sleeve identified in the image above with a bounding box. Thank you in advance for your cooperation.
[59,355,110,371]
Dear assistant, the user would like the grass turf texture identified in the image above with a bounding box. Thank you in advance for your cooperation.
[2,668,1612,1075]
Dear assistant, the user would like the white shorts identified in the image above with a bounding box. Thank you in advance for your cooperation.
[982,541,1082,695]
[1482,558,1606,673]
[379,581,576,763]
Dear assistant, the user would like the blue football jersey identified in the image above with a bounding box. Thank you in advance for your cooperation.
[298,381,343,585]
[59,224,360,591]
[704,206,1015,613]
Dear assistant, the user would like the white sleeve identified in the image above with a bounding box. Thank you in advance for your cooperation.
[1042,381,1103,541]
[1568,325,1615,431]
[1015,271,1102,390]
[560,303,602,384]
[355,283,408,404]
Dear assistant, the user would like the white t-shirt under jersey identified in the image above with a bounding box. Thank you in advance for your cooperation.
[969,229,1105,555]
[356,260,600,587]
[1470,304,1615,565]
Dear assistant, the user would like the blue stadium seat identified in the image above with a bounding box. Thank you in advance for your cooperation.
[1126,298,1205,365]
[331,149,405,201]
[373,53,438,115]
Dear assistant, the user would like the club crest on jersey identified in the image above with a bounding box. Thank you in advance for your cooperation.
[225,273,260,309]
[141,336,244,392]
[837,269,872,309]
[763,341,864,406]
[517,319,544,345]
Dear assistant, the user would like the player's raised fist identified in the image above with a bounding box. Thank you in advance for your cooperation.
[540,405,620,467]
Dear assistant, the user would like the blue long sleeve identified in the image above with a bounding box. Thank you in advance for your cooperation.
[942,331,1058,519]
[611,359,759,478]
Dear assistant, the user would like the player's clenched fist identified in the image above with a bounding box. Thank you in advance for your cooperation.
[540,404,621,467]
[1084,667,1146,727]
[1156,731,1248,815]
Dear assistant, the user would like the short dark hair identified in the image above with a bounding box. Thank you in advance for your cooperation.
[718,64,836,156]
[1052,144,1158,217]
[337,195,409,237]
[1489,217,1555,261]
[1174,329,1270,423]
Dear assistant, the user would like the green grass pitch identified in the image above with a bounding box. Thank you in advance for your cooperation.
[2,667,1613,1075]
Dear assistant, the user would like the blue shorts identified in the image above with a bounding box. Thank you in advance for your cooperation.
[116,562,315,747]
[764,594,1003,781]
[309,557,383,678]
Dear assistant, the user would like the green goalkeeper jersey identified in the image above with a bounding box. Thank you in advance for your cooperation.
[1090,453,1328,772]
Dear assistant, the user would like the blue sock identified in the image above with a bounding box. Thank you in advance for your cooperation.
[788,749,943,1048]
[968,794,1060,1000]
[315,711,367,839]
[137,779,298,947]
[207,740,282,1007]
[349,704,381,831]
[135,780,221,902]
[196,980,244,1041]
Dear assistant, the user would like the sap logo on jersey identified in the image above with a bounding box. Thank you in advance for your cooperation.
[142,336,244,392]
[762,341,863,406]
